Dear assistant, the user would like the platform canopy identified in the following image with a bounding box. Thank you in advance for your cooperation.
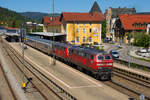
[29,32,66,37]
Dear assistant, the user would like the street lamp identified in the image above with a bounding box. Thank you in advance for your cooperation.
[20,22,26,89]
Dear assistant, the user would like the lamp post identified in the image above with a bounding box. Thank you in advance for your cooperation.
[20,22,26,88]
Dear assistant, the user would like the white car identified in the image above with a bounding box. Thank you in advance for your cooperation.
[147,48,150,53]
[139,48,147,53]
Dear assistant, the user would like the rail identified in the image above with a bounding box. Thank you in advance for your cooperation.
[114,59,150,72]
[0,63,17,100]
[1,37,77,100]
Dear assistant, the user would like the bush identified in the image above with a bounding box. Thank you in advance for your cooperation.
[134,32,150,48]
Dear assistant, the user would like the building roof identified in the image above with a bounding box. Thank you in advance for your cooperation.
[119,14,150,30]
[42,16,61,26]
[60,12,104,22]
[136,12,150,15]
[89,1,102,13]
[111,7,136,18]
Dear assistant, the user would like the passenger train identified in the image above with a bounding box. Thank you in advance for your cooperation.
[25,36,113,80]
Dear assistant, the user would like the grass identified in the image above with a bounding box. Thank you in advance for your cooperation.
[129,52,150,62]
[125,52,150,72]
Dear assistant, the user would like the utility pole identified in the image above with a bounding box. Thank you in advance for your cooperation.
[128,36,131,68]
[52,0,56,65]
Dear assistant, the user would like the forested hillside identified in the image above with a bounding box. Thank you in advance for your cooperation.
[20,12,60,23]
[0,6,33,28]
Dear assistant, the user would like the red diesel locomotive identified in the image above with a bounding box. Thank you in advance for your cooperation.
[26,36,113,80]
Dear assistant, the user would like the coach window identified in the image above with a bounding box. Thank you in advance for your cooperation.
[45,45,48,48]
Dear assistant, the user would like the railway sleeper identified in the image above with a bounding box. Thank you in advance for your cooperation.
[114,67,150,82]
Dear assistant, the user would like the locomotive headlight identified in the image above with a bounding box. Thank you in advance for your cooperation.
[97,63,104,66]
[107,63,112,66]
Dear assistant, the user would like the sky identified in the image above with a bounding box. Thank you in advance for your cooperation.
[0,0,150,13]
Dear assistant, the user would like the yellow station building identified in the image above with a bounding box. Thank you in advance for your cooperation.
[42,1,104,45]
[60,1,104,45]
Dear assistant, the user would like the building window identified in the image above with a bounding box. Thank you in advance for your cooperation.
[83,23,85,26]
[76,37,79,43]
[83,37,86,43]
[89,37,92,42]
[76,28,79,33]
[93,28,98,33]
[89,22,92,26]
[89,28,92,33]
[83,28,86,33]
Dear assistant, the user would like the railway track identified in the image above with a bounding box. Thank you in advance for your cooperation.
[0,61,17,100]
[2,37,150,100]
[1,38,76,100]
[104,69,150,100]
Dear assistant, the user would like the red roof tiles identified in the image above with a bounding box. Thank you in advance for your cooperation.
[43,16,61,26]
[119,14,150,30]
[60,12,104,22]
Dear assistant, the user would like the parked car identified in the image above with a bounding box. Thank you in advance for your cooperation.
[93,42,100,47]
[110,50,119,59]
[103,38,110,43]
[147,47,150,53]
[139,48,147,53]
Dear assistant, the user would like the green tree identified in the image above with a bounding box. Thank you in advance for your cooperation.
[102,20,107,38]
[134,32,150,47]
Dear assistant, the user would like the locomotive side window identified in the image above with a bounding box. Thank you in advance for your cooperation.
[105,55,111,60]
[91,55,94,60]
[85,53,89,58]
[97,56,104,60]
[81,52,84,56]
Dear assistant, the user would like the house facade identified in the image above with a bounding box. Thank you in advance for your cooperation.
[42,16,61,33]
[105,7,136,41]
[60,1,104,45]
[114,14,150,43]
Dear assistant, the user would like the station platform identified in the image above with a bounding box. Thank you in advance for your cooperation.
[10,42,129,100]
[114,62,150,78]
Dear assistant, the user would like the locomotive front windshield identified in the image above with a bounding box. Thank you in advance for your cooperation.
[105,55,111,60]
[97,55,112,60]
[97,56,104,60]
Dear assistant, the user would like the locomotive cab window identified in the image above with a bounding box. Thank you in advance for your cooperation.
[91,55,94,60]
[105,55,111,60]
[97,56,104,60]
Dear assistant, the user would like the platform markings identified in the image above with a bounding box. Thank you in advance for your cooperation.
[15,48,71,88]
[71,85,100,89]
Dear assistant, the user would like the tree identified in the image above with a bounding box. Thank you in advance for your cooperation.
[134,32,150,47]
[102,20,107,38]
